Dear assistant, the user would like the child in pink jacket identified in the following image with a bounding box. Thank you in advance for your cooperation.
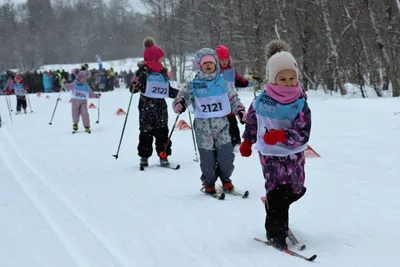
[62,69,100,133]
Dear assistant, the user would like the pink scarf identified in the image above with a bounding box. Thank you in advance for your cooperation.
[266,82,302,104]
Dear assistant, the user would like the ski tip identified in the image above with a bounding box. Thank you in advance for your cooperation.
[219,193,225,200]
[308,254,317,261]
[175,164,180,170]
[243,190,250,198]
[139,165,145,171]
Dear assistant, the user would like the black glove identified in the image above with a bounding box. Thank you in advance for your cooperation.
[176,98,186,114]
[237,109,246,125]
[252,76,263,83]
[128,82,137,93]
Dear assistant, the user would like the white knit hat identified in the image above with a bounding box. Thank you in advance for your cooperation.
[267,51,298,83]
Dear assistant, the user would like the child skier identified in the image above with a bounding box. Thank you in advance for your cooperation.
[172,48,247,194]
[216,44,251,149]
[14,75,28,114]
[128,37,179,168]
[239,40,312,250]
[62,69,100,133]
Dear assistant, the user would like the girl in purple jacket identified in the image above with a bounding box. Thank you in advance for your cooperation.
[62,69,100,133]
[239,40,312,250]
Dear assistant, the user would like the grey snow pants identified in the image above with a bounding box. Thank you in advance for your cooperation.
[194,117,235,186]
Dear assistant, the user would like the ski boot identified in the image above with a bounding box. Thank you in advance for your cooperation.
[268,236,288,251]
[159,157,169,167]
[140,157,149,167]
[204,184,216,194]
[72,124,78,133]
[221,180,234,192]
[85,127,91,133]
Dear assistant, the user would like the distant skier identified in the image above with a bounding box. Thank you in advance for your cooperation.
[239,40,312,250]
[172,48,247,195]
[14,75,28,114]
[62,69,100,133]
[128,37,179,168]
[216,44,252,150]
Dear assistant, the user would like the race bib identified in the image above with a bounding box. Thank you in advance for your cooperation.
[144,72,169,99]
[192,77,231,119]
[14,83,25,96]
[255,91,304,121]
[222,68,235,83]
[71,81,89,99]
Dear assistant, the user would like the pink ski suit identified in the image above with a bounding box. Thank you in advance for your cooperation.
[62,69,99,128]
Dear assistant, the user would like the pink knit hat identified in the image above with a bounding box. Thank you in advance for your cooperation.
[216,44,230,60]
[268,51,298,82]
[143,37,165,62]
[200,54,216,65]
[14,75,22,83]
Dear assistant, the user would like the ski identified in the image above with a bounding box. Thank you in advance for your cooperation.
[254,237,317,262]
[200,187,225,200]
[218,186,249,198]
[161,163,180,170]
[72,130,91,134]
[139,163,180,171]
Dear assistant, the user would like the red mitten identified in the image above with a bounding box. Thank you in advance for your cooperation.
[263,129,287,145]
[239,140,253,157]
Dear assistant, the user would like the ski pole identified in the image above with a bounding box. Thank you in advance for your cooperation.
[26,93,33,113]
[188,112,199,162]
[6,93,13,112]
[48,91,63,125]
[159,113,180,159]
[0,110,2,127]
[5,94,13,123]
[249,73,257,99]
[96,95,100,123]
[112,86,136,159]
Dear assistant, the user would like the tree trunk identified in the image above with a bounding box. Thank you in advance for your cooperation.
[365,0,400,96]
[319,0,347,94]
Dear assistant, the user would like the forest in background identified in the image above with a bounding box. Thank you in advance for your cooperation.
[1,0,399,96]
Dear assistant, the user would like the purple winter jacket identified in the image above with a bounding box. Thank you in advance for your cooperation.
[242,88,311,194]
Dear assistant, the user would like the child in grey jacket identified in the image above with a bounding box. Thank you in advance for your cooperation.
[172,48,247,194]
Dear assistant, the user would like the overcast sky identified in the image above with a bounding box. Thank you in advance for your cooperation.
[0,0,146,12]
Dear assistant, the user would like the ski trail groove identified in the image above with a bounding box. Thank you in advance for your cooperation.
[2,129,133,267]
[0,137,90,267]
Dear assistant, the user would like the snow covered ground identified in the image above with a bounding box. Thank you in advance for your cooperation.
[1,88,400,267]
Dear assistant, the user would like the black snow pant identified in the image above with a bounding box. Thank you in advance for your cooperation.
[16,96,27,112]
[138,127,171,158]
[227,114,241,146]
[264,184,306,241]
